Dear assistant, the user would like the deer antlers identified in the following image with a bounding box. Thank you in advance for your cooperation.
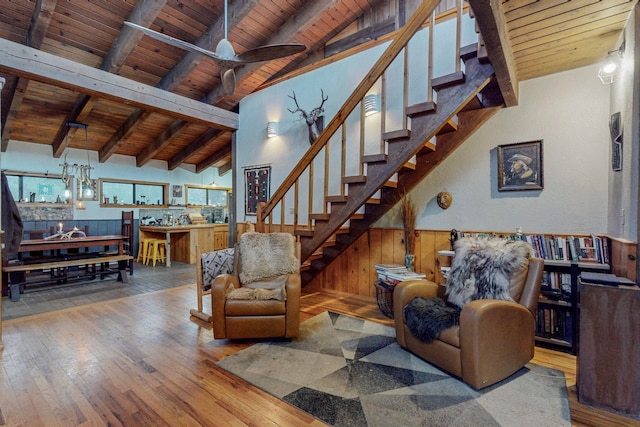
[288,89,328,144]
[287,89,328,125]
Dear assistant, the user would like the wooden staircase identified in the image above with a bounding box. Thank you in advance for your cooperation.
[256,1,507,285]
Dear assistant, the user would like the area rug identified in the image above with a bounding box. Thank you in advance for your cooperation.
[216,311,571,426]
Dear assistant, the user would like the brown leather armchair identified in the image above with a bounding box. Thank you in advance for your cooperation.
[393,257,544,389]
[211,232,300,340]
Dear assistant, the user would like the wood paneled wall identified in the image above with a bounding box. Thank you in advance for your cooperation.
[303,228,638,296]
[306,228,453,297]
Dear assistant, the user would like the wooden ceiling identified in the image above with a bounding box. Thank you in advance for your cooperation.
[0,0,635,173]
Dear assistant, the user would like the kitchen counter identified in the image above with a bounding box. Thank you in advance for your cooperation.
[139,224,229,266]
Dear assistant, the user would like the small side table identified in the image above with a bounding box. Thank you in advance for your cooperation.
[374,279,396,319]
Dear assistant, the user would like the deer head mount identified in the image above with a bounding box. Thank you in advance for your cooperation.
[288,90,328,144]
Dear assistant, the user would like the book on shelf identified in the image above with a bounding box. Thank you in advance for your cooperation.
[374,264,407,273]
[377,268,426,284]
[449,231,610,265]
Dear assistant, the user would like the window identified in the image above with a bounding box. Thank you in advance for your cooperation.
[185,185,229,207]
[5,171,73,204]
[99,178,168,207]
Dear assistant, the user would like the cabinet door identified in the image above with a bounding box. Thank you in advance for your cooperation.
[214,231,228,250]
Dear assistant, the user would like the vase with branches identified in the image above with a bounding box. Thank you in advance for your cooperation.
[401,194,417,271]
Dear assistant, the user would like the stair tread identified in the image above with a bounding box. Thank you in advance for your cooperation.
[432,71,465,91]
[406,101,436,118]
[383,129,411,142]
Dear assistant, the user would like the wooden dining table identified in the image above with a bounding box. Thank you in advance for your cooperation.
[4,234,134,302]
[18,234,128,256]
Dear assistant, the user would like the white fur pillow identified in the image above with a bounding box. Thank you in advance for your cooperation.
[445,237,533,309]
[226,284,286,301]
[238,232,299,284]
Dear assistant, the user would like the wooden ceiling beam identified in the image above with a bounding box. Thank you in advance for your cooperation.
[167,128,222,170]
[202,0,343,105]
[166,0,340,170]
[0,38,238,129]
[73,0,167,161]
[195,144,232,174]
[136,119,187,167]
[1,0,57,152]
[125,0,258,166]
[51,0,167,158]
[468,0,518,107]
[217,161,232,176]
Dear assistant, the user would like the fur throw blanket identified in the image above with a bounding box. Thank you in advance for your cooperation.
[226,284,286,301]
[239,232,299,285]
[405,297,460,343]
[445,237,533,309]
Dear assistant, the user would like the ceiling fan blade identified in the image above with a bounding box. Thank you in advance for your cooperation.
[235,43,306,63]
[124,21,228,65]
[221,68,236,95]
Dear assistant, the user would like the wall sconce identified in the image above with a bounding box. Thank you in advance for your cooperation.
[364,94,380,116]
[598,43,624,84]
[266,121,278,138]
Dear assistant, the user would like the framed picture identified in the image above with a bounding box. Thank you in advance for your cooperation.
[609,112,622,171]
[244,165,271,215]
[172,184,183,198]
[497,140,543,191]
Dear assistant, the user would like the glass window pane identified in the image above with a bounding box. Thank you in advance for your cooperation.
[6,175,20,201]
[137,184,164,205]
[208,189,228,206]
[23,176,67,203]
[188,188,207,206]
[102,181,134,205]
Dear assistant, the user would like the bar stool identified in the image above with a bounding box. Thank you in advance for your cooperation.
[136,238,154,264]
[146,239,167,267]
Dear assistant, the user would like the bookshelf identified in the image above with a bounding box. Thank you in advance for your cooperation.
[536,261,609,354]
[449,230,612,355]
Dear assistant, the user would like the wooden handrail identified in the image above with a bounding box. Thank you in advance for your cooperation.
[258,0,443,226]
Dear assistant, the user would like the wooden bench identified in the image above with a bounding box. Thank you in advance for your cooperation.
[5,254,134,301]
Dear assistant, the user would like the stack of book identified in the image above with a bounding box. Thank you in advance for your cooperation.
[375,264,426,285]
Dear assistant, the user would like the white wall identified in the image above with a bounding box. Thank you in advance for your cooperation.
[240,50,613,234]
[608,6,638,242]
[237,15,478,223]
[1,141,231,220]
[376,64,612,234]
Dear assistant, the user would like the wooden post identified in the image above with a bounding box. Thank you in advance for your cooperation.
[256,202,266,232]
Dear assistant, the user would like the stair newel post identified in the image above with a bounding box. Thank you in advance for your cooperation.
[256,202,266,233]
[280,196,285,232]
[294,180,299,230]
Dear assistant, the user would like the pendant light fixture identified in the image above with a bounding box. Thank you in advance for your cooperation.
[60,122,94,200]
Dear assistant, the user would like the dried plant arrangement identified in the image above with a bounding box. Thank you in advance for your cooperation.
[401,194,417,255]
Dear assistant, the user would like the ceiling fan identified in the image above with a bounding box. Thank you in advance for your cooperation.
[124,0,306,95]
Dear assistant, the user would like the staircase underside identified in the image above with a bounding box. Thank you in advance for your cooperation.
[298,49,504,285]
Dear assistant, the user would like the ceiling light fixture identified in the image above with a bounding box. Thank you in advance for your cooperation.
[60,122,94,199]
[598,43,624,84]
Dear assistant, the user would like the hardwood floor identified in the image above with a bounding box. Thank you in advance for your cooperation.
[0,281,638,426]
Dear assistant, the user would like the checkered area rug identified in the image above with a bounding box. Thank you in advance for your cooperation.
[217,311,571,427]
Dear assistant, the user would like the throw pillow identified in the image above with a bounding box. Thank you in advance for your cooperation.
[238,232,299,284]
[445,237,533,309]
